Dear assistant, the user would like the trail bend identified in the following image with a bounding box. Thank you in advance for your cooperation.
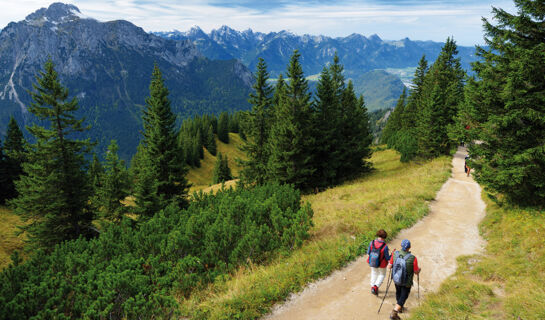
[263,147,486,320]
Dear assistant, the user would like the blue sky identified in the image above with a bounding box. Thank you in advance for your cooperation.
[0,0,516,45]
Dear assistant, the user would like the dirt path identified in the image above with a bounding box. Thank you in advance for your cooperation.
[263,147,486,320]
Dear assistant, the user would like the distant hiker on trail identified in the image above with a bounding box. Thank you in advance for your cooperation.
[465,155,471,177]
[366,229,391,295]
[388,239,420,320]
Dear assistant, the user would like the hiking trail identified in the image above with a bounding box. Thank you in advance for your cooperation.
[263,147,486,320]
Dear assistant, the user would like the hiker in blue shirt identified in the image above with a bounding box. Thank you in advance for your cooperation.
[388,239,421,320]
[366,229,391,295]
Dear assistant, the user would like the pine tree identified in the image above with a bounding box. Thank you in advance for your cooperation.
[402,55,428,130]
[337,81,373,179]
[268,50,315,190]
[311,65,339,188]
[416,38,465,157]
[218,112,229,143]
[381,88,406,146]
[0,139,7,204]
[212,152,233,184]
[240,58,274,185]
[459,0,545,205]
[2,117,26,203]
[96,140,130,222]
[205,124,216,156]
[10,59,95,249]
[134,65,190,218]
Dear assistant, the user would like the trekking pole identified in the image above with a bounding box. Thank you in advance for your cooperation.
[377,268,392,314]
[417,273,420,306]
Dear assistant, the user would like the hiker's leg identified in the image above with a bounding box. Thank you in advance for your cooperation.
[370,267,378,286]
[396,285,412,310]
[375,267,387,287]
[395,284,401,304]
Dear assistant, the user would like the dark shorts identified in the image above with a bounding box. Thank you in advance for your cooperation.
[395,284,412,307]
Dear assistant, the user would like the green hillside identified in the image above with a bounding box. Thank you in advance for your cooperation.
[187,133,246,191]
[352,70,406,111]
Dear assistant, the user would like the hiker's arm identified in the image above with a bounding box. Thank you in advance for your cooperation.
[414,257,421,274]
[387,253,394,269]
[384,246,390,261]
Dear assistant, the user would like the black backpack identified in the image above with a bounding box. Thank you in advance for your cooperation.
[368,240,386,268]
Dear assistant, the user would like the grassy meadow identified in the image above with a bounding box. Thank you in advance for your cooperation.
[0,206,25,270]
[409,197,545,320]
[187,133,245,191]
[178,148,452,319]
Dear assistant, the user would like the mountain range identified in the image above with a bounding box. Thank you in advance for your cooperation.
[154,26,478,78]
[0,3,252,159]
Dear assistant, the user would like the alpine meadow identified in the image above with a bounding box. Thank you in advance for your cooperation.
[1,0,544,320]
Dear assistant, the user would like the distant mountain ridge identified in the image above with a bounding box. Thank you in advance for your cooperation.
[154,26,478,78]
[0,3,252,159]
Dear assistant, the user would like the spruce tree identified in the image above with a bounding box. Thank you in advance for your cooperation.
[268,50,315,190]
[240,58,274,185]
[205,124,217,156]
[311,66,339,188]
[10,59,95,249]
[0,139,7,204]
[212,152,233,184]
[402,55,428,130]
[218,112,230,143]
[416,38,465,157]
[134,65,190,218]
[96,140,130,222]
[381,88,406,146]
[459,0,545,205]
[337,81,373,179]
[2,117,26,202]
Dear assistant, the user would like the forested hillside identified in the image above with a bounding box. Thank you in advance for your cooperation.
[0,3,252,160]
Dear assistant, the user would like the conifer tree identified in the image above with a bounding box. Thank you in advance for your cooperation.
[218,112,229,143]
[212,152,233,184]
[205,124,216,156]
[402,55,428,130]
[311,66,339,188]
[0,139,7,204]
[416,37,465,157]
[96,140,130,222]
[268,50,315,190]
[2,117,26,202]
[459,0,545,205]
[240,58,274,185]
[337,81,373,179]
[381,88,406,146]
[10,59,95,249]
[134,65,190,218]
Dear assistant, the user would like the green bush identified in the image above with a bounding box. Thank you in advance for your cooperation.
[0,184,313,319]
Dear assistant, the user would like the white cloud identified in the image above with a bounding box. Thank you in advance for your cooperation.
[0,0,517,45]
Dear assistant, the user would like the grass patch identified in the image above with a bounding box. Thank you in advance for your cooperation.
[0,206,25,270]
[178,148,452,319]
[187,133,246,191]
[410,197,545,320]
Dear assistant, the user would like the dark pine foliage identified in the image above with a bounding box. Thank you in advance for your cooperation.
[0,117,26,204]
[0,184,313,319]
[212,152,233,184]
[134,65,191,218]
[240,58,274,185]
[454,0,545,206]
[10,59,95,250]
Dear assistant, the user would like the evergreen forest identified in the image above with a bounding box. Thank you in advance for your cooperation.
[0,50,373,318]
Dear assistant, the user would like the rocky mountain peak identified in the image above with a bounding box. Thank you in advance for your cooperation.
[25,2,88,25]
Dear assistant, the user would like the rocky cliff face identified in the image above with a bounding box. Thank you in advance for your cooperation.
[0,3,252,159]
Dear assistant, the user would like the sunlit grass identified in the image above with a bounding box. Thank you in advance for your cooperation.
[178,148,452,319]
[409,197,545,320]
[0,206,25,270]
[187,133,246,191]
